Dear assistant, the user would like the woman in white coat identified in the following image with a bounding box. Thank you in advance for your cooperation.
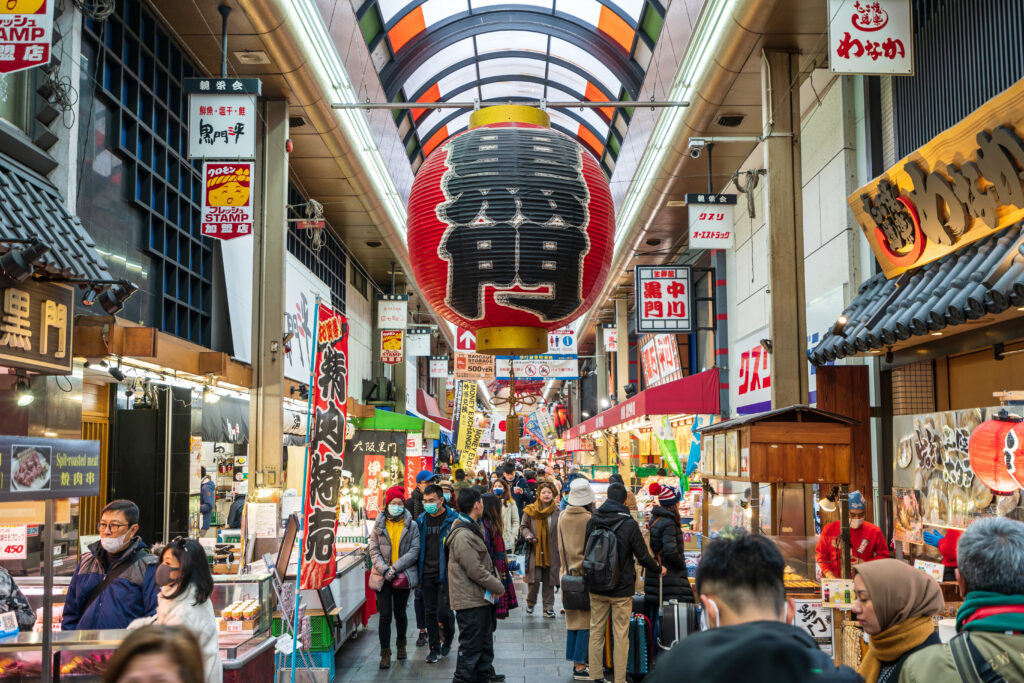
[130,538,222,683]
[491,478,520,550]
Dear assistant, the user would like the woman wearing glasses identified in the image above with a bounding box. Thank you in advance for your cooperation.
[130,537,222,682]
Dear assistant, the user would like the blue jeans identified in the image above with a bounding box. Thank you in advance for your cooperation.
[565,628,589,665]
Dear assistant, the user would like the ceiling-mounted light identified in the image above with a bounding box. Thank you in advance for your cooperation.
[98,280,138,315]
[81,289,98,306]
[0,239,50,282]
[203,386,221,403]
[14,378,34,406]
[832,315,849,337]
[107,362,125,382]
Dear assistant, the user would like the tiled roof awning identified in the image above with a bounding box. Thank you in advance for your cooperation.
[809,223,1024,365]
[0,154,113,283]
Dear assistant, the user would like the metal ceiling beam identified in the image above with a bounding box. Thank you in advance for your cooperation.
[332,100,690,110]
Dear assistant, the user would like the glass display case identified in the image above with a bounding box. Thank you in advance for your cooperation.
[16,576,71,631]
[211,574,273,635]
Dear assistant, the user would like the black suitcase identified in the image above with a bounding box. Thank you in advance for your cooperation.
[658,600,699,650]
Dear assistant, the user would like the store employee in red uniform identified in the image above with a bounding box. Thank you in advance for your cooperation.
[815,490,889,579]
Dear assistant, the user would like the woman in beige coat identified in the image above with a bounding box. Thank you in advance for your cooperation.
[557,477,595,681]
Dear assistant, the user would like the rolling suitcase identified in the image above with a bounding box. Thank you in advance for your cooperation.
[627,613,653,676]
[656,573,700,650]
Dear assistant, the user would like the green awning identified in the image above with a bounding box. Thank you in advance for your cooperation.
[350,409,428,434]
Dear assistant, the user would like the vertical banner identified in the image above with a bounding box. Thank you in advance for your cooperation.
[429,356,449,378]
[453,380,478,453]
[380,329,404,364]
[300,303,349,590]
[362,454,385,520]
[201,162,254,240]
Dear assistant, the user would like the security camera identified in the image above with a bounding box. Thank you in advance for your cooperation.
[688,138,707,158]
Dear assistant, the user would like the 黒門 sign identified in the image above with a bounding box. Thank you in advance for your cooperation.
[686,193,736,250]
[0,0,53,75]
[201,162,253,240]
[184,78,261,159]
[828,0,913,75]
[0,280,72,375]
[0,437,100,502]
[635,265,692,334]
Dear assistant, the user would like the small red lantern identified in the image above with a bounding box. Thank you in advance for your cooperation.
[968,411,1024,494]
[407,105,614,355]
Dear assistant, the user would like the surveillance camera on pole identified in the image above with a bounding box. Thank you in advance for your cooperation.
[687,137,707,158]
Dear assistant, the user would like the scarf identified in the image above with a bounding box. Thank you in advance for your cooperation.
[858,615,936,683]
[956,591,1024,634]
[524,499,557,568]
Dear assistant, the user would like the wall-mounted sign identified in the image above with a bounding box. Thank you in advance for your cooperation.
[455,327,476,352]
[731,329,771,416]
[640,334,682,388]
[429,356,449,378]
[635,265,692,333]
[0,437,100,502]
[406,328,432,357]
[547,328,577,355]
[201,162,253,240]
[495,355,579,380]
[376,295,408,328]
[454,353,495,381]
[603,324,617,352]
[0,0,54,75]
[686,193,736,250]
[380,329,403,364]
[828,0,913,75]
[0,279,72,375]
[184,78,261,159]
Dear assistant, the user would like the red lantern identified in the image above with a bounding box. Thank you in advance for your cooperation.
[968,412,1024,494]
[407,105,614,355]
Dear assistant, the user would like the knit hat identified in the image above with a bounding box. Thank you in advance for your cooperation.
[567,477,595,506]
[849,490,866,511]
[649,482,681,506]
[385,486,405,505]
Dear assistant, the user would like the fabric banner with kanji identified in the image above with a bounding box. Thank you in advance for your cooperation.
[300,303,348,590]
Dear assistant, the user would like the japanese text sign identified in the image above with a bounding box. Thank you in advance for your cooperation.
[452,380,479,454]
[603,324,617,352]
[732,330,772,416]
[376,295,408,328]
[0,279,72,374]
[201,162,253,240]
[793,600,834,655]
[0,1,53,75]
[0,526,26,560]
[185,78,261,159]
[547,328,577,355]
[380,329,403,365]
[635,265,692,333]
[495,355,579,381]
[406,328,432,357]
[0,437,100,502]
[640,334,681,388]
[429,356,449,378]
[346,430,406,459]
[454,353,495,381]
[828,0,913,75]
[301,303,349,590]
[686,193,736,250]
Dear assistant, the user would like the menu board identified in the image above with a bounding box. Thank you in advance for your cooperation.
[0,437,100,502]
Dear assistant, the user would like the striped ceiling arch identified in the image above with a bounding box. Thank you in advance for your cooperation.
[354,0,668,177]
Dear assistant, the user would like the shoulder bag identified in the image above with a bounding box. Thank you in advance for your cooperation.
[559,526,590,611]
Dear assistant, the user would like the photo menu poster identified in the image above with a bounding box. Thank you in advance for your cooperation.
[0,437,100,502]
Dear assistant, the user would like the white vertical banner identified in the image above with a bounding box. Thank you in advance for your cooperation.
[407,328,433,357]
[377,295,408,328]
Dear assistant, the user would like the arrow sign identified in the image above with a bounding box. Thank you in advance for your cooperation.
[456,327,476,352]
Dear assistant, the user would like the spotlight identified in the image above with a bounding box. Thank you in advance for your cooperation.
[0,239,50,282]
[14,378,34,406]
[884,347,894,364]
[107,365,125,382]
[203,386,221,403]
[81,289,98,306]
[832,315,849,337]
[818,486,839,512]
[125,387,134,399]
[759,339,772,353]
[98,281,139,315]
[624,383,639,399]
[600,398,610,409]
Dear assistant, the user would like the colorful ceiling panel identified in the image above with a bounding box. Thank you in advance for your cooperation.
[354,0,667,176]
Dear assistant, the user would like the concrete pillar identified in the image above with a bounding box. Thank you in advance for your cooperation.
[615,299,629,400]
[761,50,809,407]
[596,325,609,411]
[248,99,288,488]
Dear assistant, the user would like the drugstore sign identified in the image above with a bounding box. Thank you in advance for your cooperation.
[851,76,1024,278]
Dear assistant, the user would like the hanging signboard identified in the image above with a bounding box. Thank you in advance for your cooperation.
[300,303,349,590]
[0,437,100,502]
[635,265,692,334]
[454,353,495,381]
[429,356,449,378]
[0,279,72,375]
[452,380,479,453]
[376,295,408,328]
[455,327,476,352]
[201,162,254,240]
[347,430,406,459]
[686,193,737,249]
[640,334,682,388]
[828,0,913,76]
[603,324,617,352]
[536,408,557,443]
[380,329,404,364]
[495,355,579,380]
[0,0,54,75]
[406,328,432,357]
[547,328,577,355]
[184,78,261,159]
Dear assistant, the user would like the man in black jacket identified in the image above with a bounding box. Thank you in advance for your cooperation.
[647,533,862,683]
[586,483,662,683]
[501,462,534,515]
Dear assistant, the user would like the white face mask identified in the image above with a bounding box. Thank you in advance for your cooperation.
[388,504,405,518]
[100,532,131,554]
[850,517,864,529]
[700,597,720,631]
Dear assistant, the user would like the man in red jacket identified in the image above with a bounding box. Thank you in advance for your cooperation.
[815,490,889,579]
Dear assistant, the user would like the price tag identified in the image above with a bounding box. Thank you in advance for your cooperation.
[0,526,27,560]
[226,620,244,633]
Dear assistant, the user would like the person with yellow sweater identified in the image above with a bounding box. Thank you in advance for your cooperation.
[369,486,420,670]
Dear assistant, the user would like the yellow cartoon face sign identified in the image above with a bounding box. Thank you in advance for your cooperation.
[1,0,46,14]
[206,166,250,207]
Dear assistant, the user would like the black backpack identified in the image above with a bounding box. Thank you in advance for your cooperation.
[582,518,627,592]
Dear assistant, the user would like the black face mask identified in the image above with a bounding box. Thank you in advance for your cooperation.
[155,563,179,588]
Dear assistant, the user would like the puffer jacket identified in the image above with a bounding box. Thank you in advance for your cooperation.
[585,499,660,598]
[643,506,694,603]
[62,538,159,631]
[368,510,420,591]
[416,505,459,583]
[445,517,505,611]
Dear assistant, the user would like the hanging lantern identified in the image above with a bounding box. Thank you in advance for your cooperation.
[407,105,614,355]
[968,411,1024,494]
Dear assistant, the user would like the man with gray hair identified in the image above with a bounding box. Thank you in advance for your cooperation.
[899,516,1024,682]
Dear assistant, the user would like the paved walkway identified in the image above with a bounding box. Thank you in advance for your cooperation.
[334,580,575,683]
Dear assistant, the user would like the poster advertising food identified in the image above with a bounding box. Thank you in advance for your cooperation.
[893,487,923,543]
[725,430,740,477]
[0,437,100,502]
[713,433,726,477]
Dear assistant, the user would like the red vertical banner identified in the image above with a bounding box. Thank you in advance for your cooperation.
[363,455,385,520]
[300,303,349,590]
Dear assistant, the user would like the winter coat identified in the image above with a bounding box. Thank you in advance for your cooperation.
[520,504,561,585]
[130,584,223,683]
[200,476,215,530]
[643,506,695,603]
[556,504,591,631]
[416,505,459,583]
[898,631,1024,683]
[62,538,158,631]
[499,499,520,550]
[504,474,535,514]
[406,487,425,520]
[584,499,659,599]
[445,518,505,611]
[226,494,245,529]
[0,567,36,631]
[368,510,420,591]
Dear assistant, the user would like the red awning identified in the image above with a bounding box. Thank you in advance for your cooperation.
[417,389,453,431]
[564,369,720,442]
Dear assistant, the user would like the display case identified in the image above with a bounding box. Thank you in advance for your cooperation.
[16,576,71,631]
[211,574,273,635]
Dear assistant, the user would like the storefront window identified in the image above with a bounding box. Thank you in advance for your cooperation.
[0,71,30,133]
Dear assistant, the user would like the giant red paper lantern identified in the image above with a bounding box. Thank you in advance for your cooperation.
[407,105,614,355]
[968,412,1024,494]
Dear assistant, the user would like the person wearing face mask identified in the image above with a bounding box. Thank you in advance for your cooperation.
[416,484,459,664]
[646,533,862,683]
[520,481,562,617]
[103,625,206,683]
[816,490,890,579]
[438,480,458,512]
[491,479,520,550]
[129,538,222,683]
[63,500,159,631]
[368,486,420,669]
[407,470,435,648]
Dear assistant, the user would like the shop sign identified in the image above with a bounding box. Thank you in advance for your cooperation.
[380,329,403,364]
[0,279,72,375]
[547,328,577,355]
[452,380,479,454]
[635,265,692,333]
[454,352,495,381]
[300,302,349,590]
[347,430,406,458]
[602,324,617,352]
[406,433,422,459]
[429,356,449,378]
[455,327,476,352]
[201,162,253,240]
[406,328,432,357]
[404,455,432,494]
[184,78,261,159]
[0,437,99,502]
[640,334,682,388]
[731,329,771,416]
[793,600,833,655]
[0,0,53,75]
[0,525,26,560]
[495,355,579,380]
[828,0,913,75]
[376,295,408,328]
[852,78,1024,278]
[686,193,736,250]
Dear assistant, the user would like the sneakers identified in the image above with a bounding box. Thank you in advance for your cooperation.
[425,650,440,664]
[416,630,428,647]
[440,641,452,657]
[525,605,535,614]
[489,675,506,682]
[572,667,590,680]
[543,609,556,618]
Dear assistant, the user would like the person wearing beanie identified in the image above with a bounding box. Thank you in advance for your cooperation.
[608,473,637,511]
[815,490,889,579]
[558,477,595,680]
[368,486,420,669]
[644,482,695,635]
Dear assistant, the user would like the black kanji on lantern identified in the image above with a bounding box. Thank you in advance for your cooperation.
[437,127,591,322]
